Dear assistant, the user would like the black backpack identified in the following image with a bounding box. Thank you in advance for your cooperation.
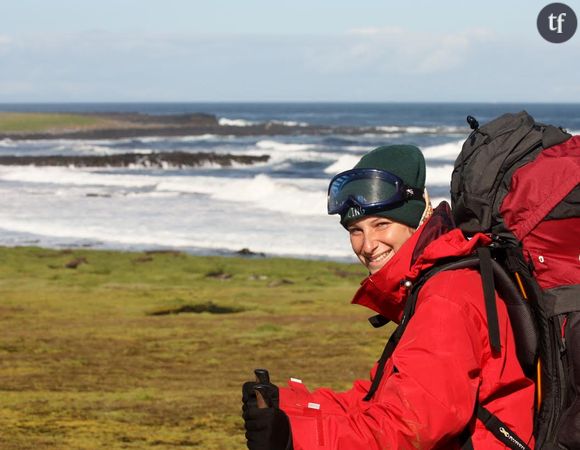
[365,112,580,450]
[451,111,579,450]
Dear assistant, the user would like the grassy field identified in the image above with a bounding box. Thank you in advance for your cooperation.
[0,246,392,449]
[0,113,118,133]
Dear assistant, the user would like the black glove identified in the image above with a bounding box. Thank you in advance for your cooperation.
[244,406,292,450]
[242,381,280,409]
[242,381,292,450]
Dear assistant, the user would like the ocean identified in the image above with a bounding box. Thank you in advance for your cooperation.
[1,102,579,262]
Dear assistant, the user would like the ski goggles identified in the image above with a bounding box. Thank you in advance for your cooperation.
[327,168,424,216]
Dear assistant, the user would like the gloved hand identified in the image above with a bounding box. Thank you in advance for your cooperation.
[242,380,292,450]
[242,381,280,409]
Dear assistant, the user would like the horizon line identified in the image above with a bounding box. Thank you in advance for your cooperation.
[2,100,580,105]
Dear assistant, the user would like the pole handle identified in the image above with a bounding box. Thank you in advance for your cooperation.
[253,368,271,408]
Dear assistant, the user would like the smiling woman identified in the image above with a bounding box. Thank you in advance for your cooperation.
[241,144,536,450]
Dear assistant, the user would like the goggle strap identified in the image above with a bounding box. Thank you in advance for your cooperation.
[405,186,424,201]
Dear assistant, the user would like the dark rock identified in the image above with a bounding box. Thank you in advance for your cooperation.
[236,248,266,257]
[148,301,244,316]
[144,250,183,256]
[205,270,232,280]
[133,256,154,264]
[267,279,294,287]
[0,152,270,168]
[65,257,88,269]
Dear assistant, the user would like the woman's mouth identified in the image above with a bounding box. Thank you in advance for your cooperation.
[366,250,393,271]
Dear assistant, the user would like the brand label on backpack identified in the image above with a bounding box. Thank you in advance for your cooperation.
[499,427,526,450]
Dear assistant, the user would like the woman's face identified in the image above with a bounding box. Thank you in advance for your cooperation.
[347,215,415,274]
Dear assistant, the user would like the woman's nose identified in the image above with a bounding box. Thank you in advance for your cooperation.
[362,231,378,254]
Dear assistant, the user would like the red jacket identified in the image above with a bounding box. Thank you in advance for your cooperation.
[279,204,535,449]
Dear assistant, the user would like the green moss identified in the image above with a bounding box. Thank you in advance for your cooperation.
[0,112,113,133]
[0,246,381,449]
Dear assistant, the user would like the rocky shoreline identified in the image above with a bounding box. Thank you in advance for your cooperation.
[0,151,270,168]
[0,111,390,141]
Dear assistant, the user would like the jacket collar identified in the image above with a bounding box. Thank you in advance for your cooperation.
[351,202,491,323]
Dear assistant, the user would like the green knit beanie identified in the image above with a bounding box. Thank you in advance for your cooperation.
[340,145,426,228]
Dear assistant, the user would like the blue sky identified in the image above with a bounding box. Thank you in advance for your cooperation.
[1,0,579,102]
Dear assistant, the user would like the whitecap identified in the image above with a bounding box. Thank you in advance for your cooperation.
[51,141,119,155]
[157,174,326,216]
[422,139,463,161]
[377,125,467,135]
[268,120,309,127]
[218,117,257,127]
[377,126,403,133]
[0,218,195,248]
[177,134,220,142]
[0,166,157,188]
[255,140,315,153]
[324,155,360,174]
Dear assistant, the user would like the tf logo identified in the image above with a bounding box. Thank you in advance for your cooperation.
[537,3,578,43]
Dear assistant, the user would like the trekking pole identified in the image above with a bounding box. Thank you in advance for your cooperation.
[254,368,271,408]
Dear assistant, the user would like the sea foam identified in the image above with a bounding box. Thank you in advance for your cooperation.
[324,155,361,174]
[0,166,157,188]
[268,120,309,127]
[158,174,327,216]
[422,139,463,161]
[255,140,316,153]
[378,125,466,134]
[426,165,455,186]
[218,117,257,127]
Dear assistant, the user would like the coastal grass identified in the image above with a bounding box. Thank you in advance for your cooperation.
[0,246,392,449]
[0,113,119,133]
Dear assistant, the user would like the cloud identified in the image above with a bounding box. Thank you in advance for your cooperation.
[346,27,406,36]
[0,81,35,96]
[0,28,578,102]
[305,27,498,76]
[0,34,14,54]
[413,34,471,73]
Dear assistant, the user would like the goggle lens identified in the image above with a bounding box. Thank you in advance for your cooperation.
[327,169,421,215]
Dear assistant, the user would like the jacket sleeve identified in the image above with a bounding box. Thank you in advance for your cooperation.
[279,292,485,450]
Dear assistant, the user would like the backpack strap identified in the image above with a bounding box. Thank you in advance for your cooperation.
[363,256,481,401]
[461,406,533,450]
[478,247,501,355]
